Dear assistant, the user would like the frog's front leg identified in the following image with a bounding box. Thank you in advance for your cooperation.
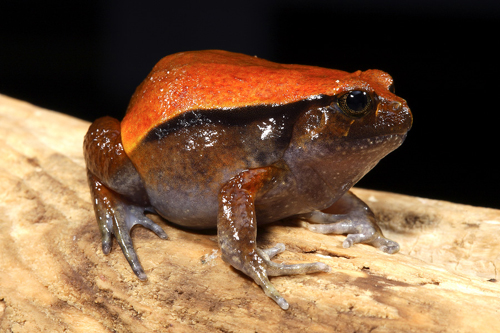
[298,191,399,254]
[84,117,168,280]
[218,166,330,310]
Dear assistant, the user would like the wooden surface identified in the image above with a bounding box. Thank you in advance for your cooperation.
[0,94,499,332]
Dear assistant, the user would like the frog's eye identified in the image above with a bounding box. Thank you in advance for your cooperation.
[388,83,395,94]
[337,90,372,118]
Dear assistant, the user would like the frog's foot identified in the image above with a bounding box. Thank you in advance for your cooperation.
[300,211,399,254]
[297,192,399,254]
[218,166,330,310]
[89,173,168,280]
[233,244,330,310]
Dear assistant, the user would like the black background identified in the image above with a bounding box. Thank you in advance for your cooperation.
[1,0,498,209]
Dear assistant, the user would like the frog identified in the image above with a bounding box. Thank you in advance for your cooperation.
[84,50,412,310]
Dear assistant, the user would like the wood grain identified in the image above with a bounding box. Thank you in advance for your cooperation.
[0,94,498,332]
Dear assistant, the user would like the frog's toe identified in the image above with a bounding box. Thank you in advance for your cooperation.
[342,233,366,248]
[370,236,400,254]
[343,233,400,254]
[96,213,114,255]
[258,274,290,310]
[102,237,112,255]
[257,246,331,276]
[266,287,289,310]
[126,206,168,240]
[261,243,286,258]
[265,259,331,276]
[113,221,148,280]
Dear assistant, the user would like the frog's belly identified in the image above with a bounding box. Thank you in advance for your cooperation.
[139,149,341,228]
[147,185,306,229]
[145,169,339,229]
[147,186,220,229]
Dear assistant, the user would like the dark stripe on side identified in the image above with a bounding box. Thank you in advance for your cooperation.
[143,95,335,146]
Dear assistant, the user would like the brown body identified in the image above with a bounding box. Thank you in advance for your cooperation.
[84,50,412,309]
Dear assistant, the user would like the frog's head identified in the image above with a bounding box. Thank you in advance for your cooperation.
[336,69,412,139]
[285,69,412,189]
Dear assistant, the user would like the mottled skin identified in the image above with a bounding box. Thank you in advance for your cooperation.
[84,50,412,310]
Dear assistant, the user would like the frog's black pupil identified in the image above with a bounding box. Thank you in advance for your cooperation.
[388,83,395,94]
[346,91,369,112]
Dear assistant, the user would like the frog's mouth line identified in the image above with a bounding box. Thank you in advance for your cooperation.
[344,133,407,151]
[333,133,406,153]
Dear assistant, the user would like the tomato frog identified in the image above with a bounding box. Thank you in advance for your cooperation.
[84,50,412,310]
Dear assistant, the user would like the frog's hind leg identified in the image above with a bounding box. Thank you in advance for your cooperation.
[297,191,399,254]
[218,167,330,310]
[84,117,168,280]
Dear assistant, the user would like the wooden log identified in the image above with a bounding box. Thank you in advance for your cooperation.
[0,94,498,332]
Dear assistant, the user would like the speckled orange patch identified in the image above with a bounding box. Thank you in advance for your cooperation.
[120,50,352,152]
